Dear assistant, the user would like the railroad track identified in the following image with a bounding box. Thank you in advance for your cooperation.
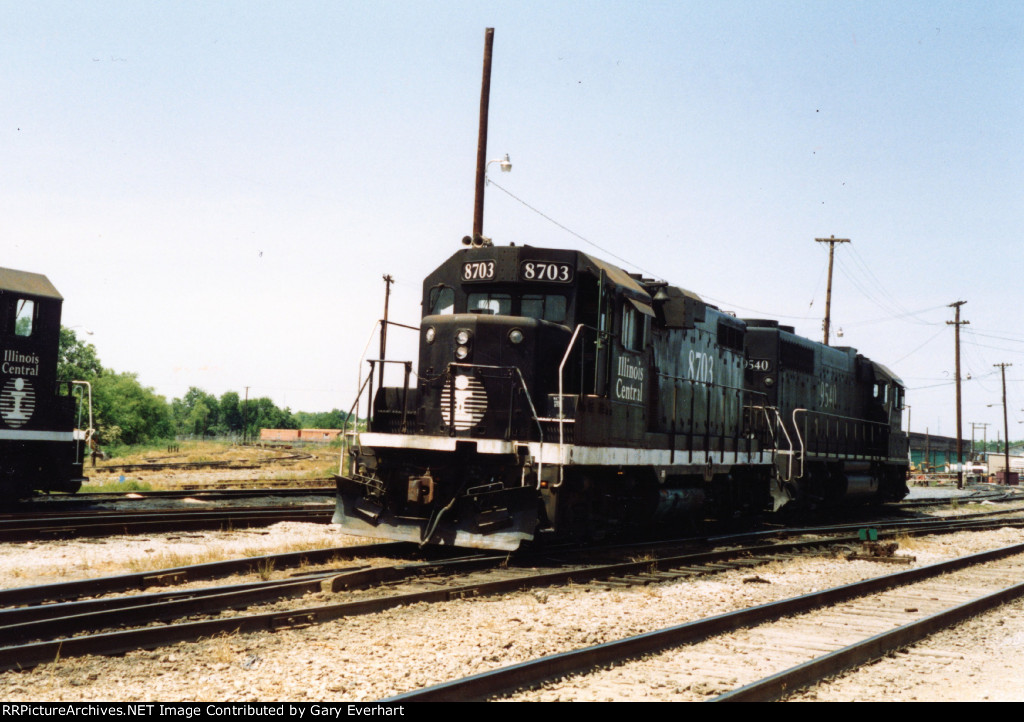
[0,503,333,541]
[387,541,1024,701]
[4,514,1024,674]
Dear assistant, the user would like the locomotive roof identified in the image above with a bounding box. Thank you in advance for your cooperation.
[0,267,62,300]
[871,360,904,387]
[577,253,652,303]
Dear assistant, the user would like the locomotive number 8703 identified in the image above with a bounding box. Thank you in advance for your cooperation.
[334,243,909,550]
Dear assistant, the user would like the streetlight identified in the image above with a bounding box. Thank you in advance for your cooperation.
[486,154,513,176]
[466,154,512,247]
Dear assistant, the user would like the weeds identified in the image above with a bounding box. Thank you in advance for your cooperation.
[256,557,276,581]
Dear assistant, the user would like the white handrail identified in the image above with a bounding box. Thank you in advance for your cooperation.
[554,324,587,488]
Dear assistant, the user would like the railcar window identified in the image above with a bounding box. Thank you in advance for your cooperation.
[716,321,744,351]
[621,304,646,351]
[13,299,34,337]
[468,292,512,316]
[428,286,455,316]
[521,294,567,323]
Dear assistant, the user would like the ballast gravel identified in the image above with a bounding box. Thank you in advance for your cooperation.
[2,521,1024,702]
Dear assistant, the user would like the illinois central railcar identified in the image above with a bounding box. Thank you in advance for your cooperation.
[0,267,92,498]
[334,243,909,550]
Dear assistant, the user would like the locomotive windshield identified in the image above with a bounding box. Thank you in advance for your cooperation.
[467,291,567,323]
[427,286,454,315]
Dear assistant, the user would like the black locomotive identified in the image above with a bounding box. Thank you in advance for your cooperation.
[334,243,909,549]
[0,267,91,498]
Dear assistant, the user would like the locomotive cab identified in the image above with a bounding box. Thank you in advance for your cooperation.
[0,268,88,497]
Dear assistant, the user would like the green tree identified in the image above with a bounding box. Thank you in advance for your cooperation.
[294,409,351,429]
[171,386,223,437]
[58,327,103,381]
[219,391,243,433]
[92,371,174,445]
[244,397,298,439]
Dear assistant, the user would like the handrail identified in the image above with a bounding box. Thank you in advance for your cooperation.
[746,404,795,482]
[339,371,376,477]
[555,324,594,488]
[792,408,892,478]
[70,380,93,434]
[447,362,546,487]
[70,381,95,459]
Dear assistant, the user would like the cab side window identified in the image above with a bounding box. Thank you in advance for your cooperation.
[621,303,646,351]
[13,298,34,337]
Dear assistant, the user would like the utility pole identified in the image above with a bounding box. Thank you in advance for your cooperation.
[948,301,969,488]
[472,28,495,243]
[378,274,394,389]
[243,386,250,446]
[815,236,850,346]
[995,363,1012,483]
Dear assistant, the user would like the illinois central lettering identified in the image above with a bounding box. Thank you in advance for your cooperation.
[615,356,645,403]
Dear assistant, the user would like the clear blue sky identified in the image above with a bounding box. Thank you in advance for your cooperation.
[3,1,1022,441]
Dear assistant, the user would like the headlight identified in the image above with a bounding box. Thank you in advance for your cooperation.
[508,328,524,344]
[455,345,470,360]
[425,327,436,344]
[455,329,471,345]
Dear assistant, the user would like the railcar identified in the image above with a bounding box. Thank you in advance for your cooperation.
[0,267,91,498]
[334,243,908,550]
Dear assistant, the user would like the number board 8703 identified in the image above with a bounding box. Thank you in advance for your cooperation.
[520,261,574,283]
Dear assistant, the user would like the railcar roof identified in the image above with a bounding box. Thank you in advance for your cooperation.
[0,267,62,300]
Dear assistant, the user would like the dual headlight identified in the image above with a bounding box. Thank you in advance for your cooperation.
[423,326,524,358]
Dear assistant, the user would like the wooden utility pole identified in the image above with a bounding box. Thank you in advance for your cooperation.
[995,362,1012,482]
[472,28,495,243]
[815,236,850,345]
[947,300,968,488]
[378,274,394,388]
[243,386,250,445]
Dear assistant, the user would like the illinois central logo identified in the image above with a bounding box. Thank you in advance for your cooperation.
[1,377,36,428]
[441,374,487,431]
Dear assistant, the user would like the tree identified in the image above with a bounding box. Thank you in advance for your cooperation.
[172,386,221,437]
[219,391,243,433]
[294,409,351,429]
[58,327,103,381]
[92,371,173,445]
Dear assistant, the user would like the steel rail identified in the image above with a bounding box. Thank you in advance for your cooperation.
[0,556,505,646]
[0,538,856,671]
[0,508,333,541]
[0,541,412,608]
[30,487,335,503]
[382,541,1024,701]
[0,502,331,524]
[712,576,1024,701]
[6,518,1024,673]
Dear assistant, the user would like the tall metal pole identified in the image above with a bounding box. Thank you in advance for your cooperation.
[815,236,850,346]
[995,362,1012,482]
[947,300,968,488]
[378,274,394,389]
[472,28,495,242]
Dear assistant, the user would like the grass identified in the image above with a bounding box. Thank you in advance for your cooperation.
[85,439,341,488]
[80,479,153,493]
[123,540,348,575]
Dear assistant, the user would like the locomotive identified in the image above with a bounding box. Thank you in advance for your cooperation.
[334,243,909,550]
[0,267,91,498]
